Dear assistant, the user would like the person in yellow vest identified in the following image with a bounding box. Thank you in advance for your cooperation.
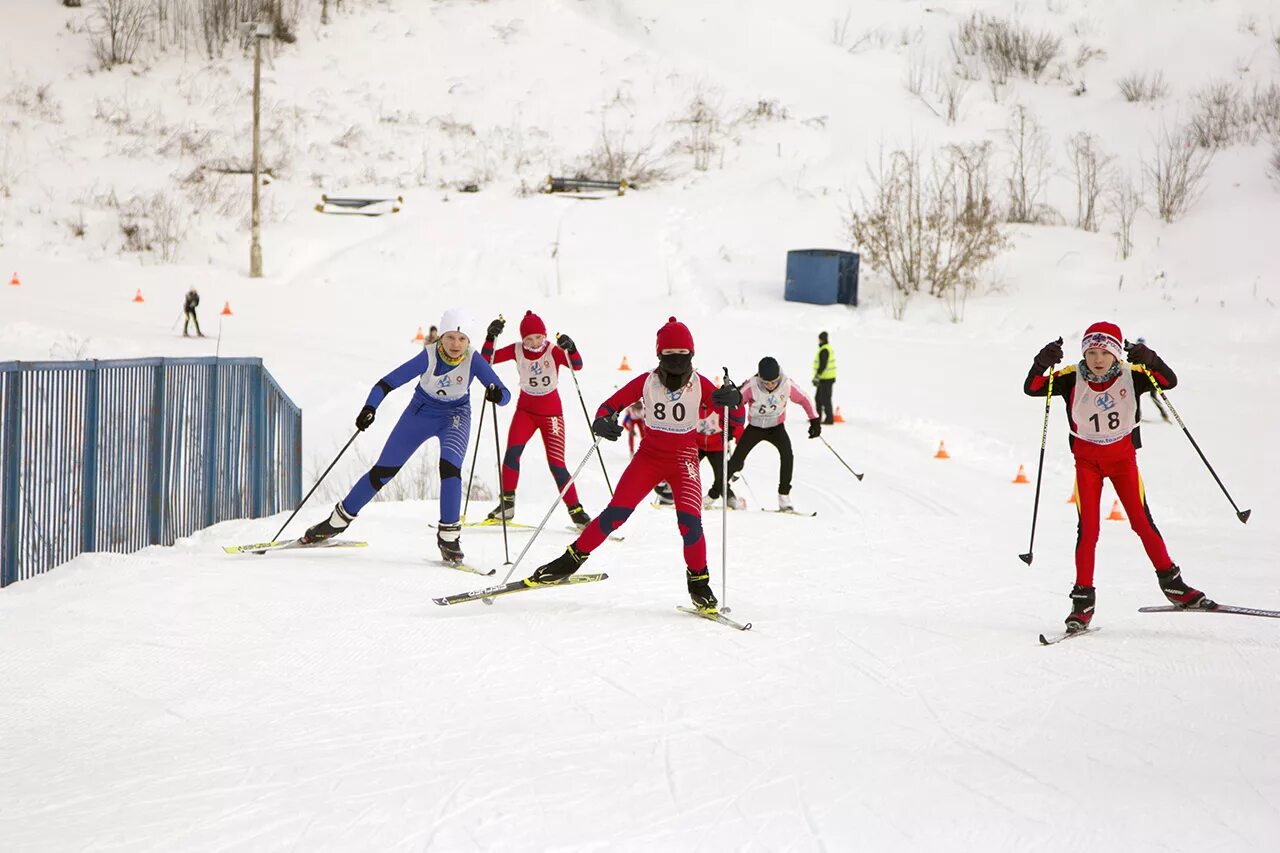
[813,331,837,424]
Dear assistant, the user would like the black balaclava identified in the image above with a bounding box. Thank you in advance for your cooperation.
[657,353,693,391]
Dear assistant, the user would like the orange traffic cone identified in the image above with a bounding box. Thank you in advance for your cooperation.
[220,301,233,316]
[934,441,950,459]
[412,326,425,342]
[618,356,632,371]
[132,289,144,303]
[1067,490,1078,504]
[1012,465,1030,484]
[1106,500,1126,521]
[833,407,846,423]
[8,272,19,286]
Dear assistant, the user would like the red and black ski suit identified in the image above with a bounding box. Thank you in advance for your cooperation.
[696,399,745,499]
[1024,357,1178,587]
[482,338,584,508]
[574,370,722,570]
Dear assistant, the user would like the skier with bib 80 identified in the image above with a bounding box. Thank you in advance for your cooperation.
[1025,322,1213,632]
[523,316,741,613]
[302,309,511,564]
[481,310,591,528]
[725,356,821,512]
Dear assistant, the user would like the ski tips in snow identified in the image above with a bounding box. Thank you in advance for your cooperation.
[1039,627,1099,645]
[223,539,369,555]
[434,572,609,606]
[1138,603,1280,618]
[676,605,752,631]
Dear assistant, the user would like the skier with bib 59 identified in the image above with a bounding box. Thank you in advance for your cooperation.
[523,317,741,613]
[302,309,511,564]
[1025,322,1213,632]
[481,310,591,528]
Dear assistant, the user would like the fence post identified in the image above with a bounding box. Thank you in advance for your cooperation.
[250,361,265,518]
[1,365,23,587]
[147,359,166,545]
[81,360,100,553]
[204,359,220,528]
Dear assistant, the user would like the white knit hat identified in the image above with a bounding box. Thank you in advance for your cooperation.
[438,308,473,342]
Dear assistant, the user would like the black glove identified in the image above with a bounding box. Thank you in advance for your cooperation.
[592,415,623,441]
[808,418,821,439]
[484,384,504,403]
[812,377,819,387]
[1033,338,1064,370]
[486,317,505,339]
[556,333,577,354]
[1124,340,1155,366]
[711,384,742,408]
[355,405,376,431]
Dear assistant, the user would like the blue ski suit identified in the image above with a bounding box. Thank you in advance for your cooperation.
[340,346,510,523]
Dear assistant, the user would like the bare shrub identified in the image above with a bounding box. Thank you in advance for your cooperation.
[119,191,189,260]
[1117,70,1168,103]
[91,0,151,69]
[673,91,723,171]
[951,12,1062,86]
[846,142,1008,321]
[1066,132,1112,232]
[904,47,929,96]
[4,82,63,123]
[1143,125,1214,223]
[578,121,669,186]
[1268,137,1280,187]
[933,69,970,125]
[1188,82,1249,148]
[1108,171,1142,259]
[1004,104,1055,224]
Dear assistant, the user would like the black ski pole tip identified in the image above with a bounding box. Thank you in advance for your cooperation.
[856,473,865,481]
[1238,509,1252,524]
[1018,553,1034,565]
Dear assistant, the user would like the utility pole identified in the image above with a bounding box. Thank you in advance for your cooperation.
[246,23,270,278]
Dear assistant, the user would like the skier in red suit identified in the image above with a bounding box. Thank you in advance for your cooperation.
[523,317,741,613]
[482,311,591,527]
[1025,321,1214,632]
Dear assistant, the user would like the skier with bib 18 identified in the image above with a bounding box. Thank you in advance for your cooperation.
[1024,322,1214,632]
[522,317,741,613]
[301,309,511,564]
[725,356,821,512]
[481,310,592,529]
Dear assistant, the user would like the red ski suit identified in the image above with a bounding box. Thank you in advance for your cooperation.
[482,339,584,507]
[574,370,721,570]
[1024,358,1178,587]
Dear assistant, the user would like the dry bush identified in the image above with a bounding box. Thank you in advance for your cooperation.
[1143,124,1214,223]
[4,82,63,123]
[1186,81,1280,147]
[1107,171,1142,260]
[673,91,723,172]
[91,0,151,69]
[1268,137,1280,188]
[846,142,1008,321]
[1117,70,1168,103]
[577,121,669,186]
[951,12,1062,86]
[1066,132,1112,232]
[933,68,970,125]
[119,191,189,260]
[1003,104,1055,224]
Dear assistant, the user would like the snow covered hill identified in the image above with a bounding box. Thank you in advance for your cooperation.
[2,1,1279,849]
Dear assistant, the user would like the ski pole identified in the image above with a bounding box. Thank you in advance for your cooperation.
[491,397,511,564]
[560,335,614,497]
[818,436,864,481]
[1133,361,1251,523]
[271,429,360,542]
[487,436,604,596]
[721,366,732,613]
[1019,356,1057,565]
[462,394,488,522]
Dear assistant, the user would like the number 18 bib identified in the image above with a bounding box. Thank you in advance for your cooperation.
[1070,367,1137,445]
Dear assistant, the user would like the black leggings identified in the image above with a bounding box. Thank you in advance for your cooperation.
[699,449,734,499]
[726,425,794,495]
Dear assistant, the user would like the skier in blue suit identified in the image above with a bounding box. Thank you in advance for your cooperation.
[303,308,511,563]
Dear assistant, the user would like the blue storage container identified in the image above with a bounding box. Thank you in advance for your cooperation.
[784,249,859,306]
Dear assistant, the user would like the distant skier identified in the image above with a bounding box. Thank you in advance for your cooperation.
[1134,337,1170,423]
[302,309,511,564]
[522,316,740,613]
[1025,322,1213,633]
[725,357,820,512]
[812,331,836,424]
[622,401,645,458]
[182,286,204,337]
[481,311,591,528]
[424,325,439,346]
[696,394,745,509]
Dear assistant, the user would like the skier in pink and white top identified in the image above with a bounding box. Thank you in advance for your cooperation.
[725,356,820,511]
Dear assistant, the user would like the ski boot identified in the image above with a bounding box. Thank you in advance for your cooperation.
[1156,565,1215,609]
[437,522,464,565]
[653,481,674,505]
[487,490,516,522]
[527,544,588,586]
[567,503,591,529]
[687,566,718,613]
[301,502,353,544]
[777,492,794,512]
[1065,584,1096,632]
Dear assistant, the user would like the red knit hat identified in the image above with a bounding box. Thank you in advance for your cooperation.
[519,310,546,338]
[655,316,695,354]
[1082,321,1123,360]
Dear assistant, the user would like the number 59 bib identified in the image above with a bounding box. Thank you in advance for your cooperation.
[516,346,558,396]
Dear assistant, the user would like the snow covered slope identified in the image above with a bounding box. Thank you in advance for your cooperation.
[2,0,1279,849]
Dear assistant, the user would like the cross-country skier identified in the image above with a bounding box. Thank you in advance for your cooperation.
[725,357,820,512]
[697,395,745,509]
[1025,322,1214,632]
[302,309,511,564]
[481,311,591,528]
[522,316,741,613]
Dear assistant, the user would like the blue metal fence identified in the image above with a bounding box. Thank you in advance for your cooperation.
[0,357,302,587]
